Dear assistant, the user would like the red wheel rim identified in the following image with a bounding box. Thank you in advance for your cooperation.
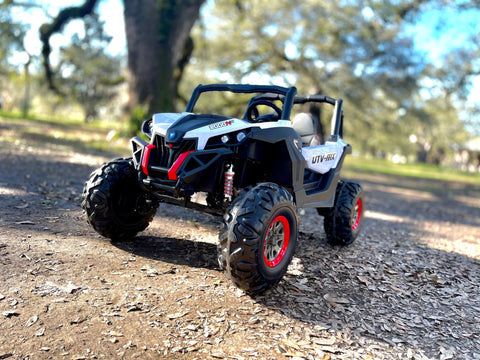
[263,215,290,268]
[352,198,362,231]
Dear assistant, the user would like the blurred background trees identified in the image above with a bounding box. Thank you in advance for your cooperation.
[0,0,479,169]
[184,0,478,164]
[58,15,124,122]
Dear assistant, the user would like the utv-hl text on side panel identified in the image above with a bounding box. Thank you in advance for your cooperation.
[82,84,365,294]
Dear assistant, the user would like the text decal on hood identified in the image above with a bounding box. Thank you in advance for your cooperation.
[209,120,234,131]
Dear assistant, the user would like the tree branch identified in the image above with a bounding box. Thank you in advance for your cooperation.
[395,0,426,21]
[39,0,99,94]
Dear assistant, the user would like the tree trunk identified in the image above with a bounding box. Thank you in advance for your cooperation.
[123,0,204,114]
[22,56,31,117]
[40,0,203,116]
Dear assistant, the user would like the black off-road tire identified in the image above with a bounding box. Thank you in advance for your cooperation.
[321,180,364,246]
[218,183,298,294]
[82,158,158,241]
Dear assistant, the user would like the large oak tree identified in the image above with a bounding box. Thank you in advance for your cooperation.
[40,0,204,114]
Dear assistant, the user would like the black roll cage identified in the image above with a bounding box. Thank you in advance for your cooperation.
[185,83,344,138]
[186,83,297,120]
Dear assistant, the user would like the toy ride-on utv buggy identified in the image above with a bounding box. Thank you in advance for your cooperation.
[82,84,365,294]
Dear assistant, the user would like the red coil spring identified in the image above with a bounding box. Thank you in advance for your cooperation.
[224,165,234,197]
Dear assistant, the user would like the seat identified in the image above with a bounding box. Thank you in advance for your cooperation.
[292,112,321,147]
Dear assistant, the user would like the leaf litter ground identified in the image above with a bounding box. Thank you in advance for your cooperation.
[1,118,479,359]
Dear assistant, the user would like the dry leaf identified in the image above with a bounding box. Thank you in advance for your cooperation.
[282,339,301,350]
[357,276,372,286]
[15,220,35,225]
[14,203,29,209]
[284,352,306,357]
[167,311,190,320]
[323,293,350,304]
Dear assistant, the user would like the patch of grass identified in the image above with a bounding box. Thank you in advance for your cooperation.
[344,156,480,185]
[0,111,129,157]
[0,109,122,131]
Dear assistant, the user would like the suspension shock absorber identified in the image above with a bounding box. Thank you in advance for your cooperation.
[224,164,235,199]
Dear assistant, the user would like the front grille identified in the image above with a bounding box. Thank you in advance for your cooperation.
[153,134,169,168]
[152,134,197,169]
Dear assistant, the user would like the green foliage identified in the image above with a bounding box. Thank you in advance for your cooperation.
[58,14,124,122]
[187,0,422,148]
[122,104,148,137]
[0,4,27,71]
[184,0,478,165]
[343,156,480,185]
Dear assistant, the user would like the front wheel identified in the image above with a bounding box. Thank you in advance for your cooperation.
[321,180,365,246]
[82,158,158,241]
[218,183,298,294]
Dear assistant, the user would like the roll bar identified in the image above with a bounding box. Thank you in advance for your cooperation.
[186,84,297,120]
[185,83,344,137]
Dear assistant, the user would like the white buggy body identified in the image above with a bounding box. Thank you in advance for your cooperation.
[151,112,348,175]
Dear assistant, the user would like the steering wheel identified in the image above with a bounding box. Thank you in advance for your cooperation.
[246,99,283,122]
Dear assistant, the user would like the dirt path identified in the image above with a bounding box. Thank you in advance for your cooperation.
[1,117,480,360]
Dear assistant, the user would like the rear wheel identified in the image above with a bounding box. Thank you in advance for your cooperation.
[321,180,364,246]
[82,158,158,241]
[218,183,298,294]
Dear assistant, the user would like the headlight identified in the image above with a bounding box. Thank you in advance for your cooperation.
[236,131,246,142]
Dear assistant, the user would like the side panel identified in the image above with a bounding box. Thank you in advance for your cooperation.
[294,148,350,208]
[301,140,347,174]
[233,126,350,209]
[236,127,305,193]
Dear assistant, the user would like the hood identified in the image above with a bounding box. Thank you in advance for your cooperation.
[151,112,231,143]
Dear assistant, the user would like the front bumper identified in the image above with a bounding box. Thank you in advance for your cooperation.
[131,136,232,197]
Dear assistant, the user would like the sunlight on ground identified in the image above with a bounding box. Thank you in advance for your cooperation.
[68,153,107,166]
[453,194,480,208]
[423,222,480,260]
[366,209,480,260]
[365,210,405,223]
[0,186,29,197]
[373,185,436,200]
